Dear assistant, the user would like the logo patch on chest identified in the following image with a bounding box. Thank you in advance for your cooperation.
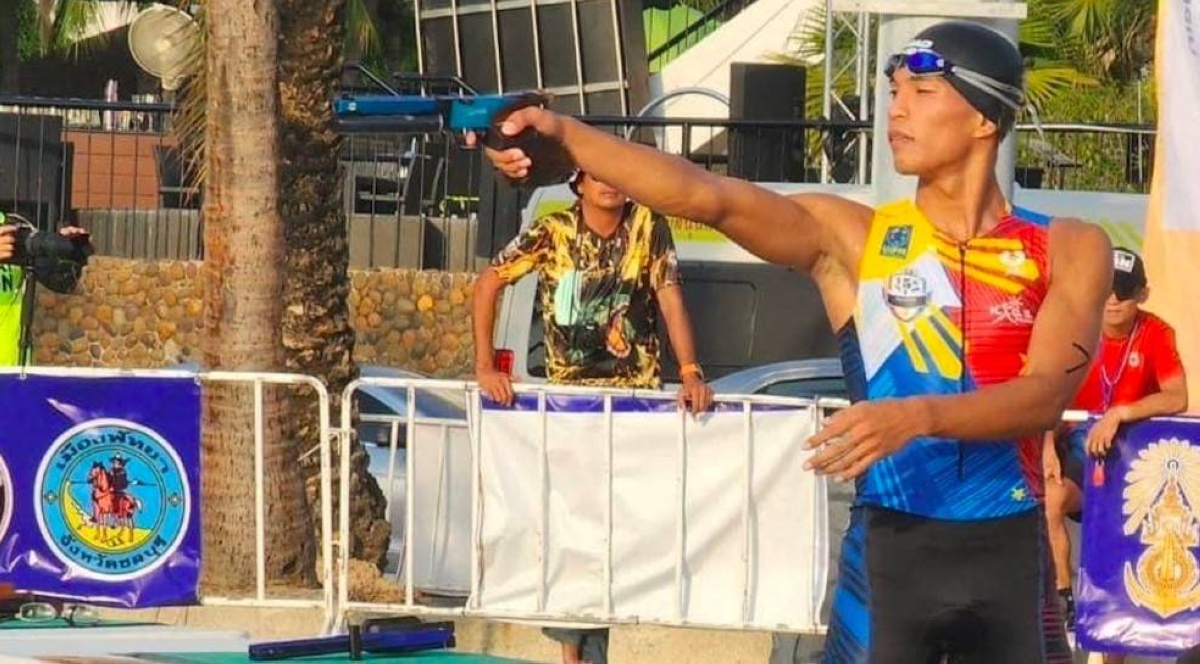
[885,271,930,321]
[880,225,914,259]
[989,297,1035,327]
[999,250,1028,275]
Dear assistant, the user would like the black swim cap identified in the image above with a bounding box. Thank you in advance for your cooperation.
[897,21,1026,136]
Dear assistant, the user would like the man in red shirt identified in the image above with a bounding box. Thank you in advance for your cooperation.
[1044,247,1189,645]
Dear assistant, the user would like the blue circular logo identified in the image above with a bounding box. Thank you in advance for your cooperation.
[0,453,11,546]
[35,419,190,580]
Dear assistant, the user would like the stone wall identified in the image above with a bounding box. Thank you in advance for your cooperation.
[349,269,476,377]
[32,257,478,378]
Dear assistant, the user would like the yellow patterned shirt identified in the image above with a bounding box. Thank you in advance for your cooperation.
[492,203,680,388]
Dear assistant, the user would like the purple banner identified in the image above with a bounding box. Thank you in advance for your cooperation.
[0,374,202,607]
[1078,417,1200,656]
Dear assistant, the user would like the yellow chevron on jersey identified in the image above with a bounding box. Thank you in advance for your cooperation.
[858,201,964,380]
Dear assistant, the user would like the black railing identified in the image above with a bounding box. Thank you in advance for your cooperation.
[585,116,873,183]
[0,96,199,260]
[0,94,1156,270]
[1013,122,1154,194]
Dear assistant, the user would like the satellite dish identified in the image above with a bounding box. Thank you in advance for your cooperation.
[128,4,201,92]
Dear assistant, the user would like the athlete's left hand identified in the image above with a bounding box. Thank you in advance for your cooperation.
[1086,407,1129,458]
[804,398,924,480]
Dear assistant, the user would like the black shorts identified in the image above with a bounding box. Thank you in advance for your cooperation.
[1054,430,1086,490]
[822,507,1073,664]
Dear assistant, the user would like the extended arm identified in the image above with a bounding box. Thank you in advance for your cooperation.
[478,107,868,273]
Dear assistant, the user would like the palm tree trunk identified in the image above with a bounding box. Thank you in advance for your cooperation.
[277,0,390,570]
[201,0,312,592]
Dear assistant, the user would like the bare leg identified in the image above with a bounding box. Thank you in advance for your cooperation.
[1045,478,1082,591]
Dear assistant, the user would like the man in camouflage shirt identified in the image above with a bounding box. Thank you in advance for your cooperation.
[472,170,713,664]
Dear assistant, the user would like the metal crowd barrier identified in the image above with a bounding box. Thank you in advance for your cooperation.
[196,370,335,624]
[0,367,1101,638]
[336,377,831,634]
[0,367,337,629]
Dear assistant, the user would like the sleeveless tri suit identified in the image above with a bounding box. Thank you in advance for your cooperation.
[822,200,1072,664]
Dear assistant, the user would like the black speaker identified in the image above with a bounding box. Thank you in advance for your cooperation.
[728,63,806,181]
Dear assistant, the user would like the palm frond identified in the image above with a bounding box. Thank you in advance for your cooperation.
[36,0,56,50]
[346,0,381,61]
[49,0,105,58]
[1018,14,1061,49]
[786,4,828,64]
[1051,0,1115,38]
[1025,60,1098,108]
[170,0,208,191]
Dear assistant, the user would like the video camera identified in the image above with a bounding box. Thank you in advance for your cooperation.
[0,211,92,267]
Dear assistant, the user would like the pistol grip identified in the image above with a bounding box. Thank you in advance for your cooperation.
[483,92,574,188]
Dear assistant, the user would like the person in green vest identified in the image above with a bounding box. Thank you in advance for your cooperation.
[0,214,92,366]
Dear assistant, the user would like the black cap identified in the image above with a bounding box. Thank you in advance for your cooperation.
[1112,247,1147,299]
[904,21,1025,135]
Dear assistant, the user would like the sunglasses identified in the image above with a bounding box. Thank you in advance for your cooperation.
[885,48,1025,112]
[0,601,100,627]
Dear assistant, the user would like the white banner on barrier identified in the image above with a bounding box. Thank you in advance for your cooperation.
[475,393,827,631]
[409,419,473,595]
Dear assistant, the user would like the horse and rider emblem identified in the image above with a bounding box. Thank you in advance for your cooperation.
[35,419,190,580]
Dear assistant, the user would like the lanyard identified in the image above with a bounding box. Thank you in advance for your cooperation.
[1098,316,1141,411]
[1092,315,1141,487]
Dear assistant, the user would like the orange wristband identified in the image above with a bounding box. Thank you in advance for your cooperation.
[680,363,703,378]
